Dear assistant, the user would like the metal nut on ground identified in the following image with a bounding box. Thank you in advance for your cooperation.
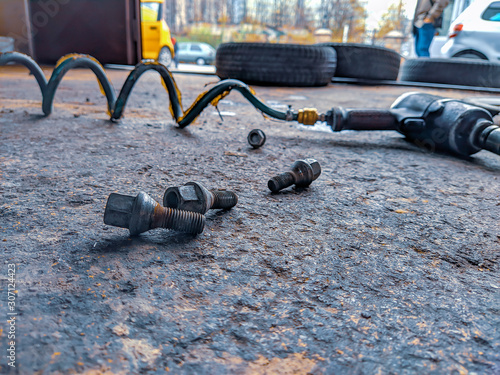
[247,129,266,149]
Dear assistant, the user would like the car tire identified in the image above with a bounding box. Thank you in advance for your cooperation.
[196,58,206,65]
[317,43,401,81]
[158,47,172,67]
[399,58,500,88]
[215,42,336,87]
[453,51,487,60]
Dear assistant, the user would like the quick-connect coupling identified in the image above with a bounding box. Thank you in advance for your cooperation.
[297,108,319,126]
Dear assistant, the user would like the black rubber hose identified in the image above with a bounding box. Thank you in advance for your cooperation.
[112,61,293,125]
[0,51,47,96]
[481,125,500,155]
[177,78,294,127]
[42,54,116,116]
[112,61,183,121]
[0,52,293,126]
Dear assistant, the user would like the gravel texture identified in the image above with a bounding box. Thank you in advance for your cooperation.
[1,66,499,374]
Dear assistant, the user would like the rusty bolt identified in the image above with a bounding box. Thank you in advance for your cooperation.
[268,158,321,193]
[104,191,205,235]
[163,182,238,214]
[248,129,266,149]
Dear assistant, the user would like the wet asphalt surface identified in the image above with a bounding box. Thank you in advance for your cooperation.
[0,66,499,374]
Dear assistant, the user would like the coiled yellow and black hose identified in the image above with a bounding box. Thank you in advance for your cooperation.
[0,52,297,127]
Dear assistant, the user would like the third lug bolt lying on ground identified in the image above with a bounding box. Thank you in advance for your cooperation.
[268,159,321,193]
[163,182,238,214]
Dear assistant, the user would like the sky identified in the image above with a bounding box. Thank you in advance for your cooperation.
[364,0,418,29]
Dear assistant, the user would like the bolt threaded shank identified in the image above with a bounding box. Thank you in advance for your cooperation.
[211,190,238,210]
[268,172,295,193]
[153,205,205,234]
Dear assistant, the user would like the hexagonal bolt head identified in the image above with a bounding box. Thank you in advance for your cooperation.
[163,182,238,214]
[248,129,266,149]
[268,158,321,193]
[104,191,205,235]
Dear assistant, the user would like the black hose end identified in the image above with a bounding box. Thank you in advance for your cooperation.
[481,125,500,155]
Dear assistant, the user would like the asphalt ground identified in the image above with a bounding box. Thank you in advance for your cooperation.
[0,66,499,374]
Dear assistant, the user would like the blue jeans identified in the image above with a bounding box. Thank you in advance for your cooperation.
[414,23,435,57]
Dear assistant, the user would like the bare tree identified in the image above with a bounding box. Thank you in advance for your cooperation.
[164,0,176,32]
[249,0,271,25]
[296,0,306,28]
[318,0,333,29]
[317,0,366,41]
[169,0,189,32]
[376,0,410,38]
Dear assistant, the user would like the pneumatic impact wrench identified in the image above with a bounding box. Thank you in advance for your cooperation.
[298,92,500,157]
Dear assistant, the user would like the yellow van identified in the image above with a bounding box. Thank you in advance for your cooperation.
[140,0,175,66]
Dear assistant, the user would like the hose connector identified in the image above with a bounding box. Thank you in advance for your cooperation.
[297,108,319,126]
[477,124,500,155]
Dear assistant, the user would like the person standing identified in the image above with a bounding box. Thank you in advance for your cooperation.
[413,0,449,57]
[172,36,179,68]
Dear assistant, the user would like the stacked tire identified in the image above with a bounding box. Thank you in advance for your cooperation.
[215,43,337,87]
[318,43,402,81]
[399,58,500,88]
[215,42,403,86]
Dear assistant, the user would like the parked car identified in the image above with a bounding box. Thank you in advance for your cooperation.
[441,0,500,60]
[140,0,175,66]
[176,42,216,65]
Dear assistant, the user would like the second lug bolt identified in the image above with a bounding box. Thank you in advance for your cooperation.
[163,182,238,214]
[268,158,321,193]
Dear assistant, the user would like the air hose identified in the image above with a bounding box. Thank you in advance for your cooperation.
[0,51,295,126]
[1,51,499,157]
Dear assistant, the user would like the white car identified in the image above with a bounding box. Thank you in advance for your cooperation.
[441,0,500,60]
[176,42,216,65]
